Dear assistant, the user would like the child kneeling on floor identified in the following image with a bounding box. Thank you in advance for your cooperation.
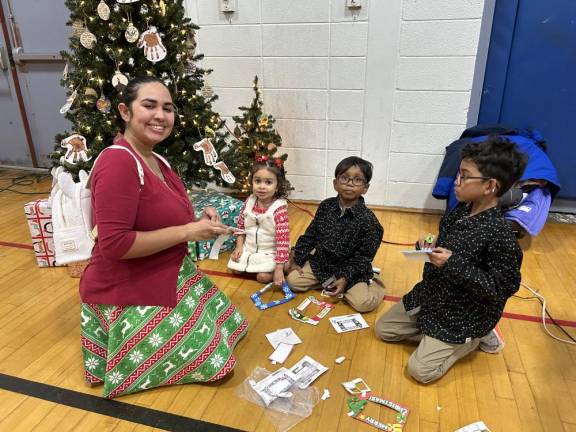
[286,156,385,313]
[375,137,527,384]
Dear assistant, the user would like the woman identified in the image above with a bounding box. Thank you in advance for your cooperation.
[79,76,248,398]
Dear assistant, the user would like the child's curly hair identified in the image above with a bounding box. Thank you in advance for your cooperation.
[249,158,290,199]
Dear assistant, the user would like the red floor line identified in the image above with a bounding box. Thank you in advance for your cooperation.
[2,240,576,328]
[199,269,576,329]
[0,241,33,250]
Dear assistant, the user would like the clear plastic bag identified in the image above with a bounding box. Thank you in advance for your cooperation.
[235,367,320,432]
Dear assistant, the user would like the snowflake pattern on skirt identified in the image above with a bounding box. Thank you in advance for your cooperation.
[80,255,249,398]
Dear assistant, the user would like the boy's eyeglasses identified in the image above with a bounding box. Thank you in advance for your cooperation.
[337,175,366,186]
[455,172,492,185]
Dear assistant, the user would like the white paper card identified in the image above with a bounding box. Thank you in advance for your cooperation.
[289,355,328,389]
[401,249,432,262]
[265,328,302,349]
[329,313,369,333]
[208,233,230,260]
[268,343,293,364]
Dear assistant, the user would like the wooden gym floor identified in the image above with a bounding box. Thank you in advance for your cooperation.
[0,169,575,432]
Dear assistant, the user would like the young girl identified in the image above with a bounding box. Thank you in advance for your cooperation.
[228,156,290,286]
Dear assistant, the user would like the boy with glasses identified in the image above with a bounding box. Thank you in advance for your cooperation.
[375,137,527,384]
[286,157,385,312]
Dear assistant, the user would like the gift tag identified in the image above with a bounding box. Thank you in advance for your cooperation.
[97,0,111,20]
[125,22,139,43]
[80,30,97,49]
[96,94,111,113]
[111,70,129,91]
[59,90,78,114]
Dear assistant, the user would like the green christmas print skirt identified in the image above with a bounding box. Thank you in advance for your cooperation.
[80,255,248,398]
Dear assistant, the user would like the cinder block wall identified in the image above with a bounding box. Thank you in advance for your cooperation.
[184,0,487,209]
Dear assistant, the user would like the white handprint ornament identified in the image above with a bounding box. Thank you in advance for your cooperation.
[193,138,218,166]
[214,161,236,184]
[138,27,167,63]
[61,134,91,165]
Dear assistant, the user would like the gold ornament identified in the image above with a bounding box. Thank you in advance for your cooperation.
[159,0,166,16]
[96,95,112,113]
[97,0,111,21]
[84,87,98,97]
[258,114,269,127]
[267,143,276,151]
[80,30,97,49]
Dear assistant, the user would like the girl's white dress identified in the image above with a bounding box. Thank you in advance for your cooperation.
[227,195,287,273]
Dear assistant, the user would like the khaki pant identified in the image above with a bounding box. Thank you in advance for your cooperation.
[375,301,479,383]
[286,261,385,313]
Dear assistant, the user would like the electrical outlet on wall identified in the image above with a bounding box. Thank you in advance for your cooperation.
[346,0,362,9]
[220,0,237,12]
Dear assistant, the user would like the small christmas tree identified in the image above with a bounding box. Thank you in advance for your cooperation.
[231,76,288,194]
[52,0,238,188]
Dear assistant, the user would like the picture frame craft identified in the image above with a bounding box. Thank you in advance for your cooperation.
[251,281,295,311]
[288,296,334,326]
[347,393,409,432]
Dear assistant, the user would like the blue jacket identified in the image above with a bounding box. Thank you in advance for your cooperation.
[433,133,561,211]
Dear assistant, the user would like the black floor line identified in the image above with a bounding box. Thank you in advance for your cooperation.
[0,373,246,432]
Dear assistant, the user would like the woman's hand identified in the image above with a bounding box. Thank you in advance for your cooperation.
[184,219,230,241]
[428,247,452,268]
[273,266,285,287]
[230,246,243,262]
[202,206,220,223]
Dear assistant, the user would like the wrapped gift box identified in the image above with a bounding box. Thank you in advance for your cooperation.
[68,259,89,278]
[189,191,243,260]
[24,198,63,267]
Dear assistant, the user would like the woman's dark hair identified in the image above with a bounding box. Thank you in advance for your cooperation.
[334,156,373,183]
[249,160,290,199]
[116,76,169,132]
[460,136,528,197]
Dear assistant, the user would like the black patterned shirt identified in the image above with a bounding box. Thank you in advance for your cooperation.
[403,203,523,344]
[293,196,383,290]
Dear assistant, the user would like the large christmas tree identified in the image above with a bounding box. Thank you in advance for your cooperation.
[232,76,288,194]
[52,0,238,187]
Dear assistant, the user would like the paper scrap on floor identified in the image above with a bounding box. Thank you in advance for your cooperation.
[289,355,328,389]
[342,378,371,395]
[454,421,491,432]
[265,327,302,349]
[329,313,369,333]
[268,342,294,364]
[401,249,432,262]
